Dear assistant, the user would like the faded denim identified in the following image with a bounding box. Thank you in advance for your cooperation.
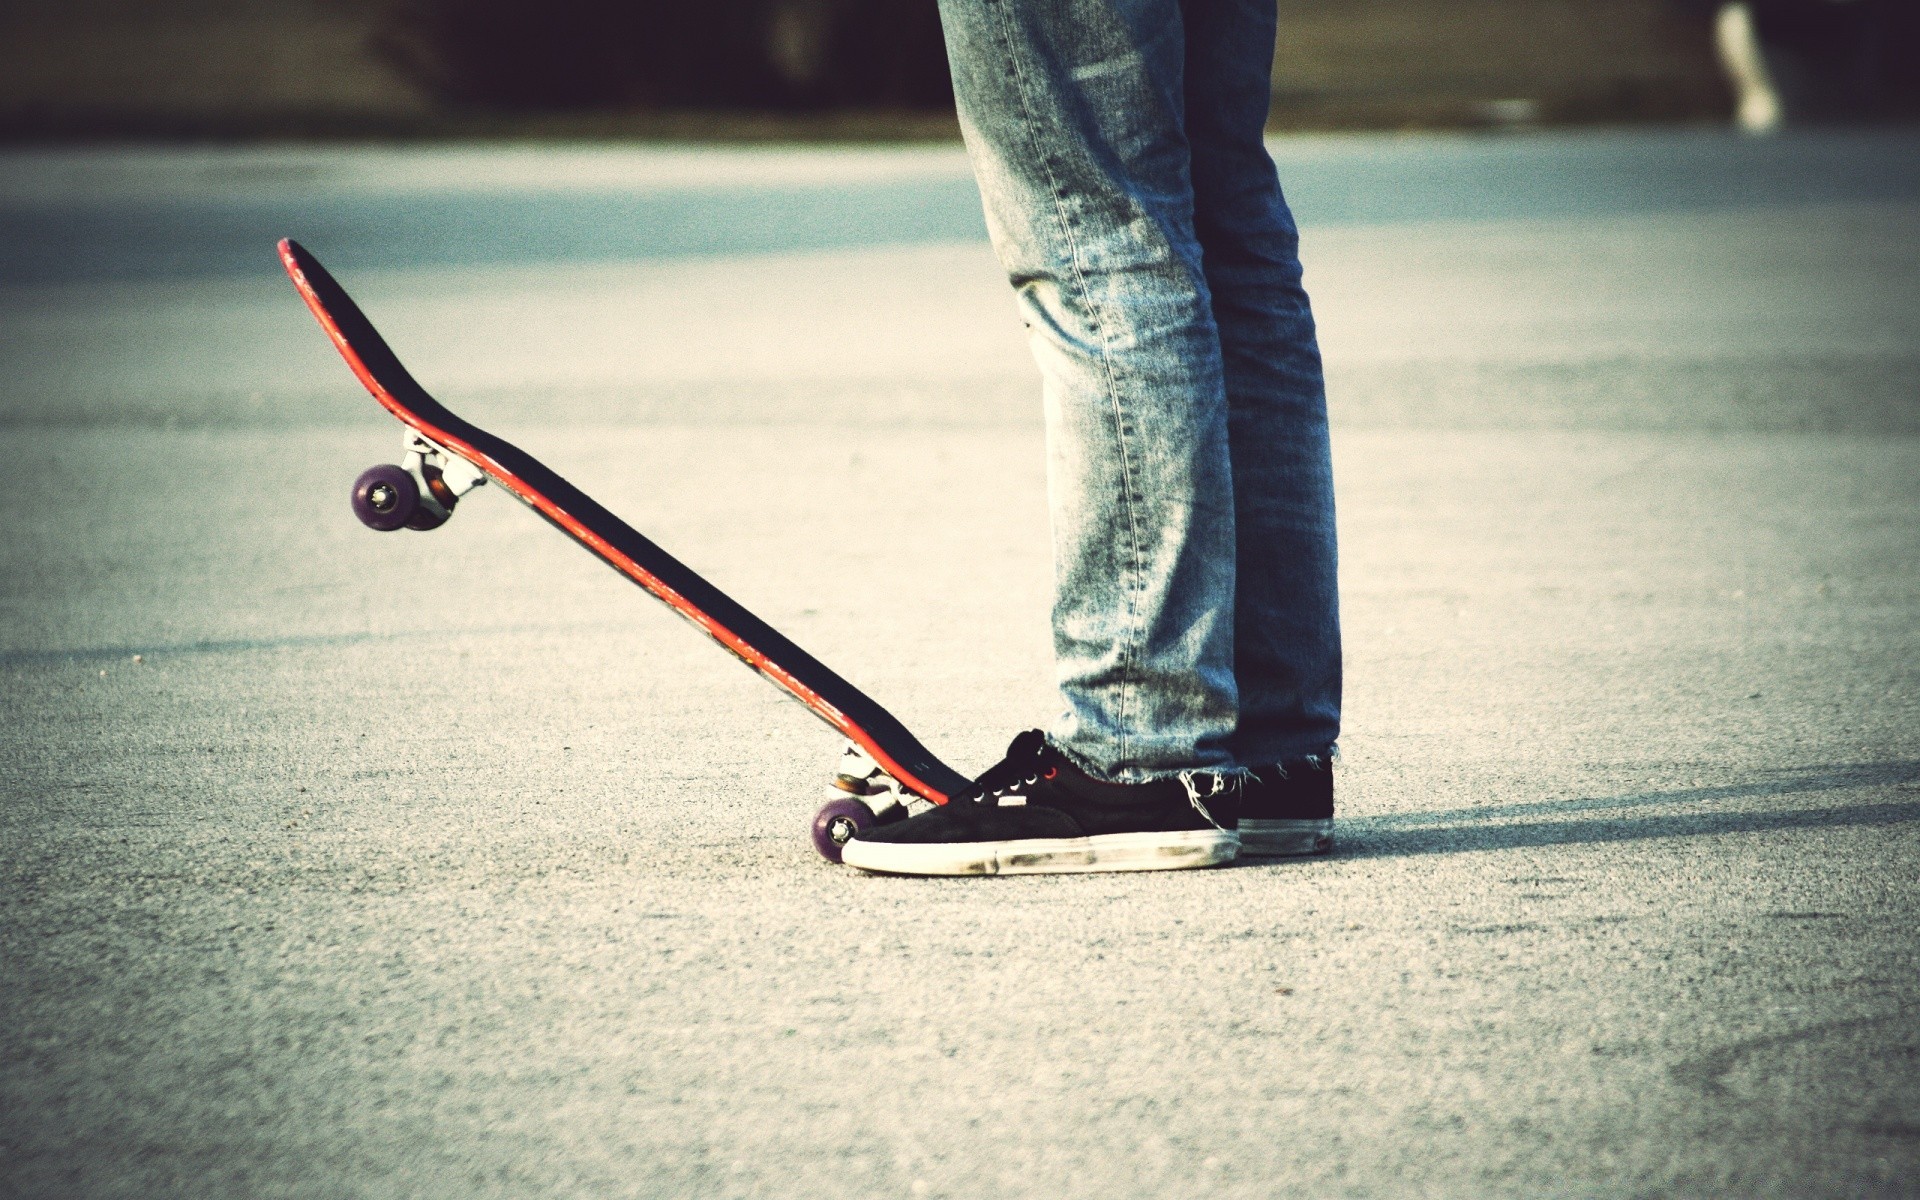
[937,0,1341,779]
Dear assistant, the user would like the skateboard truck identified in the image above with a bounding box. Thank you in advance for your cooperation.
[285,237,974,866]
[351,432,487,532]
[810,742,927,862]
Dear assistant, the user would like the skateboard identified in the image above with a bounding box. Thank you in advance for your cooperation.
[277,237,970,861]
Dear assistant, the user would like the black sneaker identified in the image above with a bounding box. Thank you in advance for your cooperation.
[839,730,1241,876]
[1237,756,1334,856]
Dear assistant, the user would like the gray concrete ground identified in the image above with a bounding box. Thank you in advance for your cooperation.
[1,132,1917,1198]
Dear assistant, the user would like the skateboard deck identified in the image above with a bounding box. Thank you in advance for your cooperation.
[278,238,970,852]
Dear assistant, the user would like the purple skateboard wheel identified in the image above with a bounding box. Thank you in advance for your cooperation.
[812,797,877,864]
[404,464,457,530]
[351,464,419,532]
[404,505,450,531]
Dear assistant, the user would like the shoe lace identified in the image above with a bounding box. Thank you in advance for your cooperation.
[1176,770,1230,831]
[953,729,1056,804]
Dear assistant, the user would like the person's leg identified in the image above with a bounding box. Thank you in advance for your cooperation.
[1182,0,1341,769]
[1716,2,1788,133]
[935,0,1239,781]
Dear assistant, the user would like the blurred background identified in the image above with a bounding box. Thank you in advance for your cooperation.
[2,0,1916,140]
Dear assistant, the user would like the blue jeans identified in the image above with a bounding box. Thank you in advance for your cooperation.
[937,0,1341,780]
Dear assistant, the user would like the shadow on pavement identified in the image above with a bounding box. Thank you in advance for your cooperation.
[0,624,597,668]
[1334,761,1920,860]
[1668,1009,1920,1099]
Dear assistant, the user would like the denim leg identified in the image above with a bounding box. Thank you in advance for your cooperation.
[1184,0,1342,762]
[936,0,1239,780]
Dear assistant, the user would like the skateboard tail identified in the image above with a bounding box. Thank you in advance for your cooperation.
[278,238,967,806]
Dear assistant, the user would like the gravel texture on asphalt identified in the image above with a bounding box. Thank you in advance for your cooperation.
[2,132,1916,1198]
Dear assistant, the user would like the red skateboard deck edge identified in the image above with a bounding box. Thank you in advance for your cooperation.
[279,237,970,804]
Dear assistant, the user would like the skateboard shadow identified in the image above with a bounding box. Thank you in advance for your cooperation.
[1328,761,1920,861]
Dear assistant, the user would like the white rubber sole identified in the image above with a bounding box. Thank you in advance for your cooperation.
[840,828,1240,877]
[1238,818,1334,857]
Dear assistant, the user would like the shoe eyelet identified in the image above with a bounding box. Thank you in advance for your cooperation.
[1043,767,1057,780]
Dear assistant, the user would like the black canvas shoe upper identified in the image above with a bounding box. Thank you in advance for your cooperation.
[855,730,1238,846]
[1239,757,1334,821]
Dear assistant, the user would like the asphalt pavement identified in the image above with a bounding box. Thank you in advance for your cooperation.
[1,130,1917,1198]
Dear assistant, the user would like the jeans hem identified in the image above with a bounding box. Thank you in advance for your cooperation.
[1046,734,1255,786]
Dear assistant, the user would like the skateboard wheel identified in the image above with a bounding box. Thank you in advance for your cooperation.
[351,464,418,532]
[404,506,450,532]
[811,797,876,864]
[406,464,458,530]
